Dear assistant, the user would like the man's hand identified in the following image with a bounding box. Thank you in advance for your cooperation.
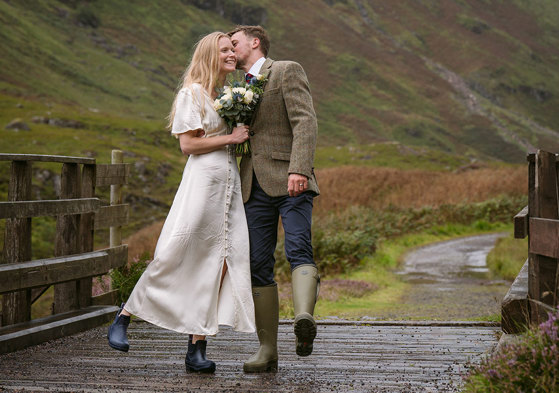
[288,173,308,197]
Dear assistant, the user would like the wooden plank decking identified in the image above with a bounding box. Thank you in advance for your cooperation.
[0,320,499,392]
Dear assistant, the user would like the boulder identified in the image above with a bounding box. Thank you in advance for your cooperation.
[5,118,30,131]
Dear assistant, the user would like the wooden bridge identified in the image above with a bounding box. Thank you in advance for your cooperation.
[0,320,499,392]
[0,150,557,392]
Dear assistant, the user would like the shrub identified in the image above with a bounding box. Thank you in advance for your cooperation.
[76,8,100,28]
[110,252,150,303]
[463,310,559,392]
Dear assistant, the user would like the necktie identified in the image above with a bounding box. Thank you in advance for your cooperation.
[245,73,254,83]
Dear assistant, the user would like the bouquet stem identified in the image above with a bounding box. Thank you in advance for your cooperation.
[235,122,251,156]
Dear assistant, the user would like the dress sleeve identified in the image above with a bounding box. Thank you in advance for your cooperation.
[171,86,204,137]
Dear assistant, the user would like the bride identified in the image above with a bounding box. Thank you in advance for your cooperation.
[107,32,255,374]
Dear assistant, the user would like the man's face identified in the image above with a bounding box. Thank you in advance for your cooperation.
[230,31,253,70]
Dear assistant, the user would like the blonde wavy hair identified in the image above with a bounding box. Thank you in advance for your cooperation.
[167,32,230,129]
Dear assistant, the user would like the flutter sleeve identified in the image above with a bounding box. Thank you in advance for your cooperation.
[171,86,204,138]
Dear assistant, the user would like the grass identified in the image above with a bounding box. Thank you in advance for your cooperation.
[314,142,469,171]
[486,233,528,281]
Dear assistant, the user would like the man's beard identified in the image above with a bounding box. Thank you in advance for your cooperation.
[236,57,246,70]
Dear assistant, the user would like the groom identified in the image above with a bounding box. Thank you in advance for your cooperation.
[228,25,320,373]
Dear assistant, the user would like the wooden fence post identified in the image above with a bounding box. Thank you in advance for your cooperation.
[78,164,96,308]
[527,154,537,322]
[529,151,559,323]
[1,161,32,325]
[53,163,81,314]
[110,150,123,250]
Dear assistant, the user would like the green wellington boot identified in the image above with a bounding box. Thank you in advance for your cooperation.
[292,264,320,357]
[243,285,279,373]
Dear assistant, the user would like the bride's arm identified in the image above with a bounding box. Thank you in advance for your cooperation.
[178,125,249,156]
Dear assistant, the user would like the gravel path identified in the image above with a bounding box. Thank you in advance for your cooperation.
[392,233,510,320]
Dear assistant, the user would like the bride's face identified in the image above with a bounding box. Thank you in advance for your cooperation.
[218,37,236,76]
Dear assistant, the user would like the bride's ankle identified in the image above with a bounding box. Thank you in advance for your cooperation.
[192,335,206,344]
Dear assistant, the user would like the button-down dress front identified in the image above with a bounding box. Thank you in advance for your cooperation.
[125,83,255,335]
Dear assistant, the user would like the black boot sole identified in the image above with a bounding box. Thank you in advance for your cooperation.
[108,340,129,352]
[294,315,316,357]
[185,362,216,373]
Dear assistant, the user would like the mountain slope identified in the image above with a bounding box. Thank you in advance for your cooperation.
[2,0,559,162]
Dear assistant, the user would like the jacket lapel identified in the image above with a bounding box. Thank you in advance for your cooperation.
[249,59,273,127]
[259,58,273,81]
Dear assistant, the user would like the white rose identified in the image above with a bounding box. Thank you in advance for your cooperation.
[222,93,232,102]
[232,87,246,95]
[223,86,232,94]
[256,74,265,81]
[243,90,254,104]
[213,100,223,110]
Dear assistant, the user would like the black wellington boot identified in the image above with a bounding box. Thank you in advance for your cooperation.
[185,335,216,373]
[107,303,130,352]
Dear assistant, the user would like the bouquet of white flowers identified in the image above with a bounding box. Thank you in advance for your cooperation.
[213,74,267,155]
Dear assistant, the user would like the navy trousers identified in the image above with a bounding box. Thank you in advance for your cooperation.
[244,175,316,287]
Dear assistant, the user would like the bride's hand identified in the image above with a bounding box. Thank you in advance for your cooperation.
[230,125,250,144]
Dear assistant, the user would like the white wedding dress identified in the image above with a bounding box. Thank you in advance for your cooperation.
[125,83,255,335]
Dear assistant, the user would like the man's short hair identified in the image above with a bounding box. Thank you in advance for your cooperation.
[228,25,270,57]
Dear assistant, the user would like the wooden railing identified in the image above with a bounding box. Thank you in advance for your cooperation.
[0,151,130,353]
[502,150,559,333]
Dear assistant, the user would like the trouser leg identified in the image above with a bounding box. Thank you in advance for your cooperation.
[279,191,315,271]
[244,177,278,287]
[278,191,319,357]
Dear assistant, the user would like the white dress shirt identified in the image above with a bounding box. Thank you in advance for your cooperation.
[247,57,266,77]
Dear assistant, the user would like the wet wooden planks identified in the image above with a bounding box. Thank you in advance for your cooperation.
[0,320,498,392]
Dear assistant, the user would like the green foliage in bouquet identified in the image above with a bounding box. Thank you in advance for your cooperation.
[213,74,267,155]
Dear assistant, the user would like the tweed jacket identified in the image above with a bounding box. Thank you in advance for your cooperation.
[240,58,320,203]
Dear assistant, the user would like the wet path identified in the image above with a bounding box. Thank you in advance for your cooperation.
[394,233,510,320]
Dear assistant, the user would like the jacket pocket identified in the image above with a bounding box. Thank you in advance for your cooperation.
[271,151,291,161]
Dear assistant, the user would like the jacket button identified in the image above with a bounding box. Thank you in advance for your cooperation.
[250,131,255,136]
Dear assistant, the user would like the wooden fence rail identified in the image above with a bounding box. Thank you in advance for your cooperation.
[0,151,130,354]
[502,150,559,333]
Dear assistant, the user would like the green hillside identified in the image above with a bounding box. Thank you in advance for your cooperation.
[1,0,558,231]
